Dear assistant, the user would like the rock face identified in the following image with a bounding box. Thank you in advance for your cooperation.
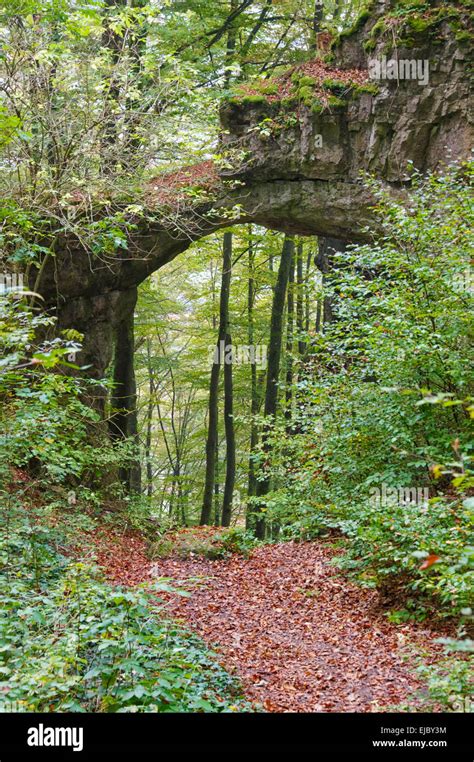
[32,0,473,383]
[220,0,472,220]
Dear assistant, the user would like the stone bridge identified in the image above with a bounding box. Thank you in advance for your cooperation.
[32,0,472,393]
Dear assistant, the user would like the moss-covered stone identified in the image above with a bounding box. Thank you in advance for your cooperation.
[352,83,380,97]
[223,96,241,107]
[259,83,279,95]
[311,100,325,115]
[280,95,299,109]
[322,78,352,97]
[235,95,268,106]
[405,15,433,34]
[297,85,315,102]
[224,79,279,105]
[291,72,317,92]
[367,3,467,51]
[299,75,317,88]
[397,35,417,48]
[327,95,346,109]
[339,3,375,40]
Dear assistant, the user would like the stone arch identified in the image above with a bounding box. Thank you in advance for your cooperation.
[32,1,472,388]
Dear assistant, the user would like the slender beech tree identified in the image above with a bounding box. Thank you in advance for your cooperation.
[285,251,295,420]
[305,247,313,333]
[311,0,324,50]
[109,291,141,493]
[221,232,236,527]
[246,228,259,523]
[145,338,154,497]
[201,232,233,525]
[214,441,221,525]
[316,237,349,324]
[296,240,306,358]
[254,235,294,539]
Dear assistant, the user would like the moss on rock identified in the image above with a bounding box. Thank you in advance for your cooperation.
[311,100,325,115]
[352,82,380,96]
[339,3,376,40]
[327,95,346,109]
[322,78,353,97]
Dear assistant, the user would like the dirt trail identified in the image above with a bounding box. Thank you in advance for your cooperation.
[89,529,444,712]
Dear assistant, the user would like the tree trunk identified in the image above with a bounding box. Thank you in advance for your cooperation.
[109,287,141,493]
[285,250,295,420]
[221,233,235,527]
[224,0,239,87]
[296,240,305,357]
[315,237,349,326]
[214,441,220,525]
[200,231,232,525]
[254,235,294,539]
[246,228,259,527]
[145,338,154,497]
[311,1,324,51]
[305,247,312,333]
[200,356,220,524]
[101,0,126,166]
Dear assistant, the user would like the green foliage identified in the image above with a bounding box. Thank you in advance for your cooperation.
[396,636,473,712]
[337,2,375,40]
[417,655,473,712]
[334,495,473,612]
[261,163,474,617]
[218,527,257,558]
[0,294,130,485]
[1,0,472,717]
[0,293,249,713]
[0,505,250,712]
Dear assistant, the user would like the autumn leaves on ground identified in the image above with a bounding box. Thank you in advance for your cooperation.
[87,525,445,713]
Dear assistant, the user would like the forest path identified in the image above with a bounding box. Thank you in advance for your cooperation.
[91,530,443,712]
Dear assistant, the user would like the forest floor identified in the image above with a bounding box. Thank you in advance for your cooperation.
[86,526,448,713]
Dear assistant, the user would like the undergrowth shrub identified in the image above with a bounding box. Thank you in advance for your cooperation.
[0,295,250,713]
[0,503,250,712]
[261,163,474,617]
[256,164,473,709]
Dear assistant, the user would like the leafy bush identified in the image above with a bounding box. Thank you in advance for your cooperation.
[334,493,474,613]
[393,635,474,713]
[0,295,250,713]
[415,649,473,712]
[0,499,251,713]
[0,293,135,487]
[262,163,474,616]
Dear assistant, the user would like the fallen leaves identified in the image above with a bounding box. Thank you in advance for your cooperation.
[90,532,447,713]
[236,59,369,108]
[147,160,219,206]
[80,526,151,587]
